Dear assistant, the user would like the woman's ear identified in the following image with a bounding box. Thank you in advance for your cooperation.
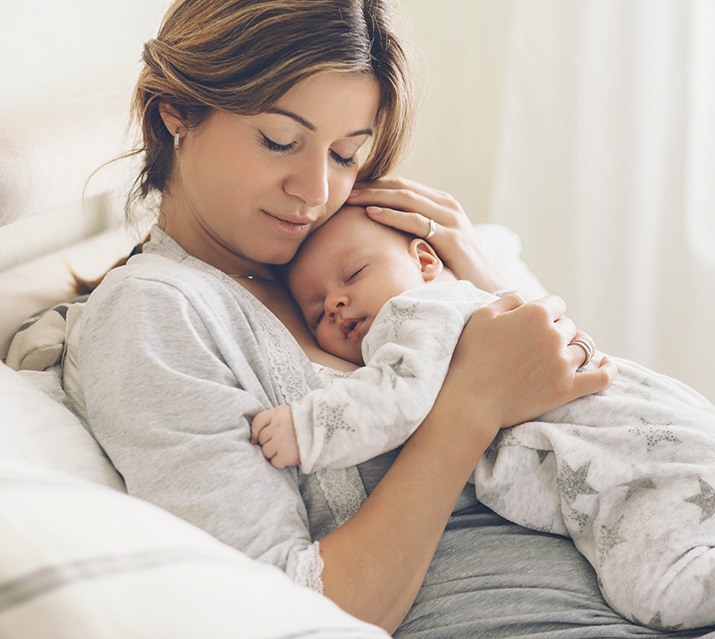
[408,238,443,282]
[158,101,186,138]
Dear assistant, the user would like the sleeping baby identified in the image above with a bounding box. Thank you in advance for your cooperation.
[251,205,715,631]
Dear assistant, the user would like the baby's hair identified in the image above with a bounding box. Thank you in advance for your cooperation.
[284,205,417,288]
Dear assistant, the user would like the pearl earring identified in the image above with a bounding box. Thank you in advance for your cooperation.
[173,128,181,151]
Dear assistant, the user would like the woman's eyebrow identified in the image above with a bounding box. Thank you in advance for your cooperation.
[266,107,373,137]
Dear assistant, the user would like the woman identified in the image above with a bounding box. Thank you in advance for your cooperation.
[63,1,710,636]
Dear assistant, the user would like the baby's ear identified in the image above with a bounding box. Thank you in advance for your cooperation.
[408,238,443,282]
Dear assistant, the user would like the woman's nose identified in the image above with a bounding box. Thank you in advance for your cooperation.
[284,154,329,208]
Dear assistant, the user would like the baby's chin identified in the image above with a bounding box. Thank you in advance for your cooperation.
[345,350,365,366]
[321,341,364,367]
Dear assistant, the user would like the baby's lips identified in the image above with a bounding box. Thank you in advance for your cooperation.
[344,318,366,342]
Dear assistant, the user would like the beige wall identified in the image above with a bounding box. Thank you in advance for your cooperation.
[1,0,509,267]
[399,0,514,222]
[1,0,171,116]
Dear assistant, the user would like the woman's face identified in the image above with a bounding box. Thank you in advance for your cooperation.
[160,72,381,276]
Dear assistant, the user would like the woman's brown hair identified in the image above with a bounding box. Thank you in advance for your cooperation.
[134,0,414,204]
[78,0,416,293]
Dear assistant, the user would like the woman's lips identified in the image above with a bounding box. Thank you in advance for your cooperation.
[261,209,311,236]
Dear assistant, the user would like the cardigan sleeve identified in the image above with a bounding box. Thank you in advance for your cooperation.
[67,269,324,589]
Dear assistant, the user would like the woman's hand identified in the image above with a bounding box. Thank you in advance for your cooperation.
[452,293,617,430]
[318,296,615,633]
[347,176,507,292]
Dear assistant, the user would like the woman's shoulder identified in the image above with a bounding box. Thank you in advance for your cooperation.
[77,248,257,351]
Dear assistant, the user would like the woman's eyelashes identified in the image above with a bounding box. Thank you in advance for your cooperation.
[330,150,356,167]
[260,133,295,153]
[260,133,356,167]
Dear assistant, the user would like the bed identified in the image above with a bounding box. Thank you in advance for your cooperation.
[0,91,547,638]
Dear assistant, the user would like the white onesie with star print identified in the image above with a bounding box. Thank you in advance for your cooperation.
[289,280,715,631]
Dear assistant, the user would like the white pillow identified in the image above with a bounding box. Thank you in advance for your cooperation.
[0,225,141,361]
[474,223,548,301]
[0,361,124,489]
[0,463,389,639]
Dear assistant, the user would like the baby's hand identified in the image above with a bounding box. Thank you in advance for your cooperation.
[250,405,300,469]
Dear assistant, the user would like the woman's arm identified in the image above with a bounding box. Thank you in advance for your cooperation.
[347,176,507,292]
[317,293,616,632]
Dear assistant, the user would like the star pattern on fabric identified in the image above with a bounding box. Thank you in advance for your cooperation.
[434,318,461,359]
[697,572,715,607]
[493,428,522,448]
[556,461,598,503]
[483,444,497,462]
[629,418,681,451]
[624,477,656,501]
[389,356,416,380]
[566,506,591,533]
[646,613,683,631]
[684,478,715,523]
[520,518,557,534]
[383,303,420,336]
[477,483,512,515]
[552,407,577,424]
[608,373,652,400]
[315,400,355,443]
[596,515,626,562]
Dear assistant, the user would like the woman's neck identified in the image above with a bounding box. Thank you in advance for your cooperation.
[159,208,276,281]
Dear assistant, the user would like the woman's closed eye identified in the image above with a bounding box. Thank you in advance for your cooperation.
[260,133,296,153]
[260,132,356,167]
[330,150,356,168]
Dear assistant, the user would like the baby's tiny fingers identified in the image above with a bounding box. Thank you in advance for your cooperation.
[250,411,271,444]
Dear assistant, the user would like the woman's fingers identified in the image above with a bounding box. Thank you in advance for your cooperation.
[488,292,526,313]
[348,175,508,291]
[353,176,455,207]
[568,330,596,370]
[460,294,616,428]
[571,355,618,397]
[362,205,439,240]
[349,178,465,232]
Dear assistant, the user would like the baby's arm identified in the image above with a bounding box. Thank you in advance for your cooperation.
[290,283,489,474]
[251,405,299,469]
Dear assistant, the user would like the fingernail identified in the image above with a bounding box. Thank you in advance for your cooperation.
[349,189,360,197]
[366,206,382,214]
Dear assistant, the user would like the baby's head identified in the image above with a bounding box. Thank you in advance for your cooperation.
[287,205,446,364]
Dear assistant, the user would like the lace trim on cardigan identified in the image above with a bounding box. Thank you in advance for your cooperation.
[294,541,325,593]
[315,467,365,525]
[250,294,367,529]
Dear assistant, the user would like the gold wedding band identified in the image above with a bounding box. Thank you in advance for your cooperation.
[569,337,594,369]
[424,218,437,240]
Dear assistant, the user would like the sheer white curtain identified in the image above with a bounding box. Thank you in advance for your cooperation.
[490,0,715,400]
